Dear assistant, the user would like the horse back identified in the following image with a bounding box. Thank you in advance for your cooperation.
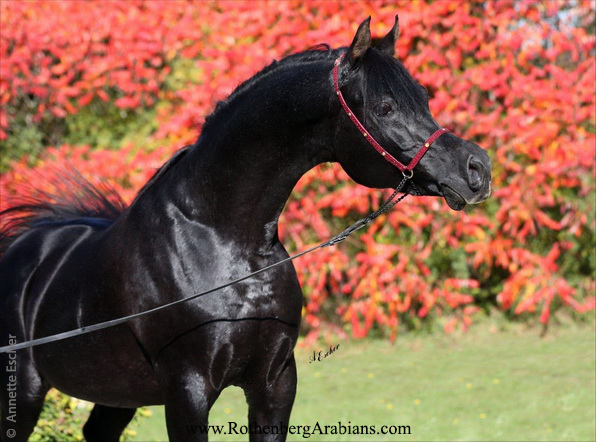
[0,219,110,336]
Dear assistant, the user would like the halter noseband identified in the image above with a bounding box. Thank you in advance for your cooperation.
[333,53,448,178]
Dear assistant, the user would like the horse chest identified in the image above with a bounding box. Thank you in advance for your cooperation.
[165,237,304,319]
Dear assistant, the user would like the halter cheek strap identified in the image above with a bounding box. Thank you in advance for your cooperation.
[333,53,448,177]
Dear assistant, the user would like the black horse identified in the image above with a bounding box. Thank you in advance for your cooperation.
[0,17,490,441]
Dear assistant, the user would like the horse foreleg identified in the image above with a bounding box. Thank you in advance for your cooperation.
[161,372,220,442]
[244,354,297,442]
[82,404,137,442]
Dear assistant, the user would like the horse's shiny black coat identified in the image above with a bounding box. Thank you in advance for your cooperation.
[0,18,490,441]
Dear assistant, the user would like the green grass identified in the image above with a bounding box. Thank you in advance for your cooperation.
[132,324,596,441]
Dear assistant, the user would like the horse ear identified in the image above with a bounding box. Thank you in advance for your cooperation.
[376,15,400,57]
[348,17,372,66]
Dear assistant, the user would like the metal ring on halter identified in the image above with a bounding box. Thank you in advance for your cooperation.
[402,169,414,179]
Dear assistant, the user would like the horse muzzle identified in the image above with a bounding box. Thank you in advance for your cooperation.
[440,152,492,211]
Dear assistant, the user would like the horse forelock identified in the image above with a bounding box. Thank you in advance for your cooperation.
[361,48,428,117]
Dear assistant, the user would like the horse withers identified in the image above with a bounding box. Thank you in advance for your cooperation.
[0,17,490,441]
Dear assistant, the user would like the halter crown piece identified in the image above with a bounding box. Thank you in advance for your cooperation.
[333,53,448,178]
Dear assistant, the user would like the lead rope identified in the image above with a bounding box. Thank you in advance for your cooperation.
[325,174,408,246]
[0,176,410,353]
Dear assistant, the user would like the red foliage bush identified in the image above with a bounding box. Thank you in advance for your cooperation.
[1,0,594,341]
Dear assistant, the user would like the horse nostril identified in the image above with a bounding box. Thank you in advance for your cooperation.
[467,157,484,192]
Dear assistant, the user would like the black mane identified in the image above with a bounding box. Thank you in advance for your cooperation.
[201,45,341,134]
[201,43,427,137]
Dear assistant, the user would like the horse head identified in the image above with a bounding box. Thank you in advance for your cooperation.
[333,16,491,210]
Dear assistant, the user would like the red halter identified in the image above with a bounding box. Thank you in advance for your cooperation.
[333,54,448,178]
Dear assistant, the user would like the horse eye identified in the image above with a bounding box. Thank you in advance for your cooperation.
[375,102,392,116]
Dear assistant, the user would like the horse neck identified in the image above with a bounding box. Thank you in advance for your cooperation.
[126,58,337,248]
